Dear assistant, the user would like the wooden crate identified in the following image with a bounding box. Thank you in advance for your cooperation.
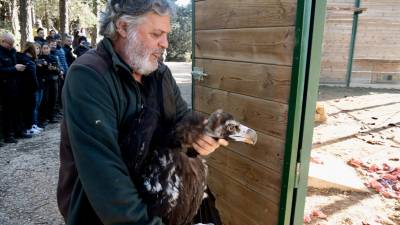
[320,0,400,85]
[194,0,297,224]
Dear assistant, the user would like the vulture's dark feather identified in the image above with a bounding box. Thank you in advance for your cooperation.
[120,109,257,225]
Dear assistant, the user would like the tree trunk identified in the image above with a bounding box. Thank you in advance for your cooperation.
[59,0,68,41]
[31,2,36,28]
[44,2,52,31]
[90,0,99,47]
[18,0,33,49]
[10,0,20,40]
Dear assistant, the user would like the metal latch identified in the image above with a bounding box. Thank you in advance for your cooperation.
[192,67,207,81]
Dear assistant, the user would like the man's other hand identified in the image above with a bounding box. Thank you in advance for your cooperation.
[15,64,26,71]
[192,135,228,156]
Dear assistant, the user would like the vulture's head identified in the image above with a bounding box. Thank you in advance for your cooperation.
[205,109,257,145]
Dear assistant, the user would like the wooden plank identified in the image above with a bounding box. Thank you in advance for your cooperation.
[320,75,347,84]
[326,0,354,6]
[355,4,400,61]
[354,47,400,60]
[362,0,400,4]
[353,60,400,73]
[321,61,349,71]
[223,132,285,173]
[194,85,288,139]
[319,0,354,84]
[195,59,291,104]
[195,27,295,66]
[216,198,261,225]
[208,148,282,203]
[208,168,279,225]
[195,0,297,30]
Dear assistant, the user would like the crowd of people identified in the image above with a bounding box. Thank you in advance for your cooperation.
[0,28,91,146]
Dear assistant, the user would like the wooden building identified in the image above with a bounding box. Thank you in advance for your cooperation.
[192,0,327,224]
[320,0,400,87]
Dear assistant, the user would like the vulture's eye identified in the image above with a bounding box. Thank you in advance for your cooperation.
[226,124,239,133]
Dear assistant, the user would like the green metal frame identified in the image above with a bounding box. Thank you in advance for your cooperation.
[291,0,328,224]
[345,0,361,87]
[191,0,196,110]
[278,0,327,224]
[278,0,312,224]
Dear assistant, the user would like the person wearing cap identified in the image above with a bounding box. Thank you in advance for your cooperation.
[57,1,227,224]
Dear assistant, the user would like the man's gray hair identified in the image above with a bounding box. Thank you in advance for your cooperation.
[99,0,175,40]
[0,32,15,43]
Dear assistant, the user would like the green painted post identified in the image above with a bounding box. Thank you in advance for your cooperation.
[191,0,196,109]
[346,0,361,87]
[278,0,312,224]
[291,0,328,224]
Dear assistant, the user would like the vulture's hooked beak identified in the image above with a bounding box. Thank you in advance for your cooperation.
[229,124,257,145]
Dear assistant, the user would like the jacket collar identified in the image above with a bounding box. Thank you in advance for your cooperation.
[0,45,16,55]
[99,38,133,76]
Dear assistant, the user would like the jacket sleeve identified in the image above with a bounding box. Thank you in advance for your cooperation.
[58,48,69,73]
[0,65,17,75]
[63,64,163,225]
[0,55,18,76]
[26,60,39,91]
[49,56,61,75]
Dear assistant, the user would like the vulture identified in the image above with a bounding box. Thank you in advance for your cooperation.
[120,109,257,225]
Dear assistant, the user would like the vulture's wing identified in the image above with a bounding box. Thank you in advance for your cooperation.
[166,151,207,225]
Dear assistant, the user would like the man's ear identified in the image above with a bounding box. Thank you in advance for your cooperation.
[115,20,128,38]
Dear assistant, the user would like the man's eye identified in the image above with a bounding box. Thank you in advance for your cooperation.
[152,33,162,38]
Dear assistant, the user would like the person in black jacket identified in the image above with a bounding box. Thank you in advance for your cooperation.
[73,35,90,57]
[0,32,31,143]
[71,30,80,50]
[38,43,62,125]
[32,43,45,131]
[34,28,47,46]
[17,42,41,136]
[57,1,227,224]
[63,35,76,67]
[46,29,57,43]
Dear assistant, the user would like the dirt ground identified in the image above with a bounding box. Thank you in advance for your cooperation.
[0,123,64,225]
[305,86,400,225]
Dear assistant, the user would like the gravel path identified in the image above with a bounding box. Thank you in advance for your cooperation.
[0,123,64,225]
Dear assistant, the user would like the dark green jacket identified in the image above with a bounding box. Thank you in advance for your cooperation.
[57,38,189,225]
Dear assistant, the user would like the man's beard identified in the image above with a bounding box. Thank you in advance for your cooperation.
[125,30,164,76]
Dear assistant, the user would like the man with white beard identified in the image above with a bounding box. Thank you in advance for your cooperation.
[57,0,227,224]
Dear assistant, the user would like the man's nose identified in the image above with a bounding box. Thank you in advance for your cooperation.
[159,34,168,49]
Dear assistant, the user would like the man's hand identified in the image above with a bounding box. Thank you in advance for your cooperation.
[15,64,26,71]
[192,135,228,156]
